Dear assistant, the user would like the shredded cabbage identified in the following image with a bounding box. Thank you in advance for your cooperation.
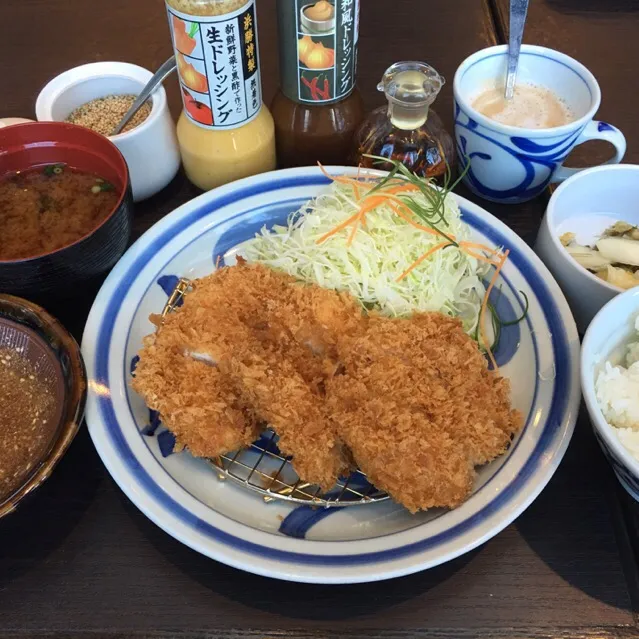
[240,182,490,334]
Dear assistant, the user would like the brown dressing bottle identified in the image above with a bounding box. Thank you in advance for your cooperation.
[272,0,365,167]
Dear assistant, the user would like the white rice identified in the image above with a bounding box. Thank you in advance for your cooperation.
[595,315,639,459]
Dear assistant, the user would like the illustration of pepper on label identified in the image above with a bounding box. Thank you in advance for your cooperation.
[300,71,333,101]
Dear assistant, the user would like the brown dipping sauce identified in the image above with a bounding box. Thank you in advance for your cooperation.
[0,318,64,502]
[271,89,365,167]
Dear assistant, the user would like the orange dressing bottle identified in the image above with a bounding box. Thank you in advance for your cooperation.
[166,0,276,189]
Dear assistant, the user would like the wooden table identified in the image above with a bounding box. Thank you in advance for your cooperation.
[1,1,639,637]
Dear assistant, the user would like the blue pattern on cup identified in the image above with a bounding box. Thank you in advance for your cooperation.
[453,46,626,203]
[455,100,584,202]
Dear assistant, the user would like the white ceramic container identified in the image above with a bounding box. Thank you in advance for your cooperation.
[582,287,639,501]
[36,61,180,202]
[535,164,639,333]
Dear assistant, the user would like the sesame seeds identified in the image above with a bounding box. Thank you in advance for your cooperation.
[65,94,152,136]
[0,347,58,500]
[167,0,247,17]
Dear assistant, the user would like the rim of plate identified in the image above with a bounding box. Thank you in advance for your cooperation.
[82,166,581,584]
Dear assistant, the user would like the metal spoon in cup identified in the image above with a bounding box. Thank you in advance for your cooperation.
[504,0,530,101]
[110,56,177,136]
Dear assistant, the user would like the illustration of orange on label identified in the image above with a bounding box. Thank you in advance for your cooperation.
[177,53,209,93]
[172,15,198,56]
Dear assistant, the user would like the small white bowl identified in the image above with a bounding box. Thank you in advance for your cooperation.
[535,164,639,333]
[582,287,639,501]
[36,61,180,202]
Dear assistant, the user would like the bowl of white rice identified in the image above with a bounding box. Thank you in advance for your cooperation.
[582,287,639,500]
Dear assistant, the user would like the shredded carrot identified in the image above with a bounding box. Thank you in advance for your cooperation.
[389,202,444,235]
[316,210,362,244]
[345,196,391,245]
[317,162,355,186]
[396,241,451,282]
[478,249,510,373]
[458,240,499,254]
[319,195,390,246]
[381,183,421,195]
[459,244,501,265]
[346,213,361,246]
[317,162,374,196]
[352,165,362,200]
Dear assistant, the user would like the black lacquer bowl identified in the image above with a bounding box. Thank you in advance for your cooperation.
[0,121,133,300]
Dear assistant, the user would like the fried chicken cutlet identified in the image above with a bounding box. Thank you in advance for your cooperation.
[134,261,364,490]
[133,261,522,511]
[132,316,261,458]
[328,312,522,513]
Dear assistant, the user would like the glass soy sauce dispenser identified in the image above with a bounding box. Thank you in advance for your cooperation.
[353,61,455,179]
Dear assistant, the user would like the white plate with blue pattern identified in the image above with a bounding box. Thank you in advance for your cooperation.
[82,166,580,583]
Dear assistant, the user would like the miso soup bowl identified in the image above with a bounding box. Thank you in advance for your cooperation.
[0,121,133,301]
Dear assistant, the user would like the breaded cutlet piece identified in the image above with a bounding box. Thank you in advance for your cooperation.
[145,262,362,489]
[328,312,522,513]
[132,320,261,458]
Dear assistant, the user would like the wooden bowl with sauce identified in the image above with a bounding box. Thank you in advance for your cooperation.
[0,121,133,301]
[0,294,86,519]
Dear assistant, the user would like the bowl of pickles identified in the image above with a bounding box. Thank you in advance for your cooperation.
[535,164,639,333]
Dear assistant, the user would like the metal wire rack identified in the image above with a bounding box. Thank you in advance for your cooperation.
[160,277,389,507]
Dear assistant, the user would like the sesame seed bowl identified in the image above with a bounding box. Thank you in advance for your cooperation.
[36,61,181,202]
[0,294,86,520]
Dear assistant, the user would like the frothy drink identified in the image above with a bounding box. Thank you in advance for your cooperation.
[471,83,575,129]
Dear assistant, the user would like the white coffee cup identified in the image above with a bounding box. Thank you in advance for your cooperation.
[36,62,181,202]
[453,45,626,203]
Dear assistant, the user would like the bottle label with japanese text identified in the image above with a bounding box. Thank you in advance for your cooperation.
[166,0,262,129]
[277,0,360,104]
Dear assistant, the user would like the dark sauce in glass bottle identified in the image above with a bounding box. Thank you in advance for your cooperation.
[272,0,365,167]
[353,61,455,179]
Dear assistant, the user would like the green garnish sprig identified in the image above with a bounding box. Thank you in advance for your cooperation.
[362,155,471,248]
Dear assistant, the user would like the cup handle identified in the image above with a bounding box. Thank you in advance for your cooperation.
[552,121,626,183]
[551,120,626,182]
